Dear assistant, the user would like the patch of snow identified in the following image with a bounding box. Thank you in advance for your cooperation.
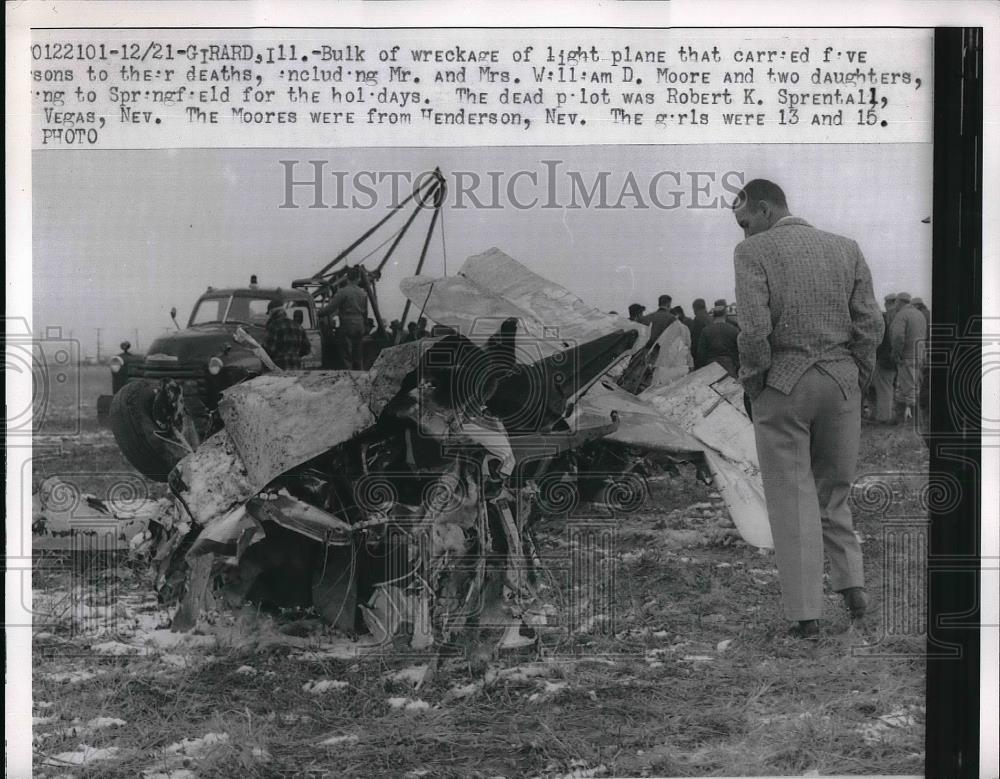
[386,664,430,689]
[716,640,734,652]
[319,734,360,746]
[387,697,430,711]
[42,744,120,767]
[302,679,349,694]
[44,669,108,684]
[445,681,483,700]
[164,732,229,756]
[234,665,257,675]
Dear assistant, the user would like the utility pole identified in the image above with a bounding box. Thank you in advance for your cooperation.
[133,328,140,351]
[95,328,103,363]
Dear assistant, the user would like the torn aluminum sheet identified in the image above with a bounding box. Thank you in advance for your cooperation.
[400,247,645,363]
[641,363,773,549]
[574,377,703,457]
[218,370,374,488]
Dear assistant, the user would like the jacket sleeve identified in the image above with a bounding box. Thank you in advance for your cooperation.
[847,242,884,388]
[733,242,772,398]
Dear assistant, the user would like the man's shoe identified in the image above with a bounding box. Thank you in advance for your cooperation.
[839,587,869,620]
[788,620,821,640]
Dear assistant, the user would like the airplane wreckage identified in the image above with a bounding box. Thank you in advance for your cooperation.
[109,246,772,655]
[63,177,771,654]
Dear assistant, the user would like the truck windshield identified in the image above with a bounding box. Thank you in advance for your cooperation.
[190,295,275,327]
[189,295,314,328]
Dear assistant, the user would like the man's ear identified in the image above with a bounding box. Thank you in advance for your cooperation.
[758,200,771,220]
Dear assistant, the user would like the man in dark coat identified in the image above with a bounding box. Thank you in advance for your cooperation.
[639,294,675,348]
[689,299,711,365]
[696,299,741,377]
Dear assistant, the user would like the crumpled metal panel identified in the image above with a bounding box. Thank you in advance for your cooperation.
[400,247,644,362]
[574,377,703,455]
[218,370,375,488]
[170,428,257,527]
[640,363,773,549]
[366,339,433,418]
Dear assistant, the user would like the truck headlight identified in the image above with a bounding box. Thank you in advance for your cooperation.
[110,356,124,373]
[208,356,224,375]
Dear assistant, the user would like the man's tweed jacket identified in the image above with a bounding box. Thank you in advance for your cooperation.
[733,216,884,399]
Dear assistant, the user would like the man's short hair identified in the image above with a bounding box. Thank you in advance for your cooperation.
[657,294,672,308]
[692,298,707,311]
[267,299,283,312]
[346,266,362,281]
[735,179,788,211]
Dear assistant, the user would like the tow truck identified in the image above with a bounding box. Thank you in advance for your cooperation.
[108,169,446,482]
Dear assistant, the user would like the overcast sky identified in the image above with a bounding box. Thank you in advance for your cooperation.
[33,143,931,357]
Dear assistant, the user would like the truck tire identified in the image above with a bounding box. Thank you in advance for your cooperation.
[109,380,184,482]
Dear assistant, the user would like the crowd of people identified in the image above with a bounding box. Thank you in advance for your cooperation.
[620,294,742,394]
[620,286,929,426]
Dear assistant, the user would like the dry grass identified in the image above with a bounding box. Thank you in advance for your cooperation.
[30,421,928,778]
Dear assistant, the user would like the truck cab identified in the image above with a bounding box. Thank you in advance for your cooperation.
[108,284,324,481]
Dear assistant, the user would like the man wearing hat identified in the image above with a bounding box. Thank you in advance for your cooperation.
[732,179,883,639]
[696,299,741,378]
[318,266,369,369]
[890,292,927,423]
[627,303,646,322]
[871,294,899,423]
[262,299,311,370]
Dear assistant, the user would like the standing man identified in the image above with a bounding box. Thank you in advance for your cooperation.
[871,294,899,423]
[696,299,741,377]
[262,300,311,370]
[732,179,884,639]
[689,299,711,365]
[889,292,928,423]
[640,294,676,348]
[318,266,369,370]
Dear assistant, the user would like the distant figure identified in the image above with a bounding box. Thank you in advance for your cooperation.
[696,299,741,378]
[416,317,430,340]
[388,319,403,344]
[689,298,711,365]
[627,303,646,322]
[404,322,419,343]
[890,292,927,423]
[911,298,931,410]
[871,293,899,423]
[112,340,141,393]
[262,300,311,369]
[318,267,369,370]
[639,294,675,348]
[292,309,304,326]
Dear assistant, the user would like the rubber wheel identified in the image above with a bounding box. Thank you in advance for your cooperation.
[109,380,184,482]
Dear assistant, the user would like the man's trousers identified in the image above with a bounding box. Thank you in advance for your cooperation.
[871,363,896,422]
[895,357,922,408]
[751,366,865,621]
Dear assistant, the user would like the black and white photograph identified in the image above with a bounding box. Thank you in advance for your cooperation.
[6,4,995,779]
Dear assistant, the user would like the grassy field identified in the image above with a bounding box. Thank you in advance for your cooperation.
[29,420,928,778]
